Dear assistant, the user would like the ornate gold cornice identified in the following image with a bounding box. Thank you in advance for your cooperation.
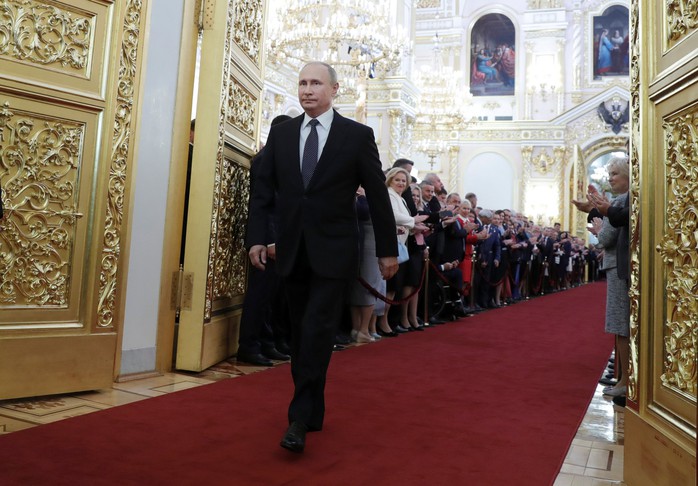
[97,0,143,329]
[0,0,94,76]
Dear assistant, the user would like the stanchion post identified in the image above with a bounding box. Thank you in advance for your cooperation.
[423,247,429,323]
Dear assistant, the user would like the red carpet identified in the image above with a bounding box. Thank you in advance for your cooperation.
[1,283,611,485]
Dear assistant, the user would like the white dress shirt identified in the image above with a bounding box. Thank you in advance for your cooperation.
[299,109,334,171]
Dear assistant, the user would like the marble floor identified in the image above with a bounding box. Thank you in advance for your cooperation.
[0,346,625,485]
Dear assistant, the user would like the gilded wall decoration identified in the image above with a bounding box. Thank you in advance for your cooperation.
[0,0,94,76]
[416,0,440,8]
[233,0,263,65]
[667,0,698,45]
[97,0,143,329]
[627,0,641,402]
[226,80,256,138]
[212,158,250,300]
[658,111,697,397]
[0,103,83,307]
[205,3,235,320]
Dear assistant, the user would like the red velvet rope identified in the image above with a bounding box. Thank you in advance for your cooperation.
[357,254,428,305]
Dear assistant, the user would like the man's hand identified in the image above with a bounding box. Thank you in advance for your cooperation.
[378,256,398,280]
[267,244,276,260]
[248,245,267,270]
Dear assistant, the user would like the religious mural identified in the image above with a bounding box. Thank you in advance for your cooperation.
[470,14,516,97]
[592,5,629,79]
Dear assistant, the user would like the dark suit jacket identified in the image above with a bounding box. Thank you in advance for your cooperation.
[441,220,468,264]
[246,111,397,279]
[477,226,501,264]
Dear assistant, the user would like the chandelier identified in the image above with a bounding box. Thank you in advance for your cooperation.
[412,38,470,168]
[266,0,407,99]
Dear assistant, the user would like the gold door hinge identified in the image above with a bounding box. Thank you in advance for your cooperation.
[171,265,194,316]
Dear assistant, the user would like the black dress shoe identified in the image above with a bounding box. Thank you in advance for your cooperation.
[276,342,291,355]
[377,329,398,337]
[333,344,346,351]
[335,334,351,345]
[236,352,273,366]
[280,422,307,453]
[612,395,626,407]
[429,316,446,325]
[395,325,410,333]
[262,348,290,361]
[599,377,617,386]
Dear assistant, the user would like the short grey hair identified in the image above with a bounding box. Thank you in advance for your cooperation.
[606,155,629,179]
[479,209,494,219]
[303,61,338,85]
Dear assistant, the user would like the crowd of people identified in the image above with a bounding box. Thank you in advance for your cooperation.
[240,61,627,453]
[240,154,607,363]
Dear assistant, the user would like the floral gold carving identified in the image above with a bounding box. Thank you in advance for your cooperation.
[233,0,263,65]
[667,0,698,45]
[0,103,84,307]
[97,0,143,329]
[627,0,641,402]
[0,0,94,75]
[227,79,256,138]
[657,111,697,397]
[212,158,250,300]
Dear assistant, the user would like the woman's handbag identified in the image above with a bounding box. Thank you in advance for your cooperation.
[397,241,410,264]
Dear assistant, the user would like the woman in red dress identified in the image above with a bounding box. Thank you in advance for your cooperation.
[456,200,487,300]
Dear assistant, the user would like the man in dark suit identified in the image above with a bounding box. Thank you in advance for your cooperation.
[474,209,501,308]
[237,115,293,367]
[246,61,398,454]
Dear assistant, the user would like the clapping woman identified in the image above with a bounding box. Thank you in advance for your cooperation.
[377,168,428,335]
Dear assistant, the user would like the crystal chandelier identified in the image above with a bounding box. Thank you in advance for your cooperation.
[266,0,407,100]
[412,36,470,169]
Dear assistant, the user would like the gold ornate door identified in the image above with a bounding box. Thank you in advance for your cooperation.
[174,0,264,371]
[0,0,148,399]
[624,1,697,483]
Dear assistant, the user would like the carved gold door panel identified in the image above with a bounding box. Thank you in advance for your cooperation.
[175,0,264,371]
[624,1,697,483]
[0,0,148,399]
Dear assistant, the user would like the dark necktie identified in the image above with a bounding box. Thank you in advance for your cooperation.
[301,119,320,187]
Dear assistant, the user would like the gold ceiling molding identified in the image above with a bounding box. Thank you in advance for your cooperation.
[658,111,697,397]
[0,103,84,307]
[97,0,142,329]
[0,0,94,76]
[667,0,698,45]
[233,0,263,66]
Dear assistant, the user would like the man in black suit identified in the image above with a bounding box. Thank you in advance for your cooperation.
[474,209,501,308]
[237,115,293,367]
[246,61,398,454]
